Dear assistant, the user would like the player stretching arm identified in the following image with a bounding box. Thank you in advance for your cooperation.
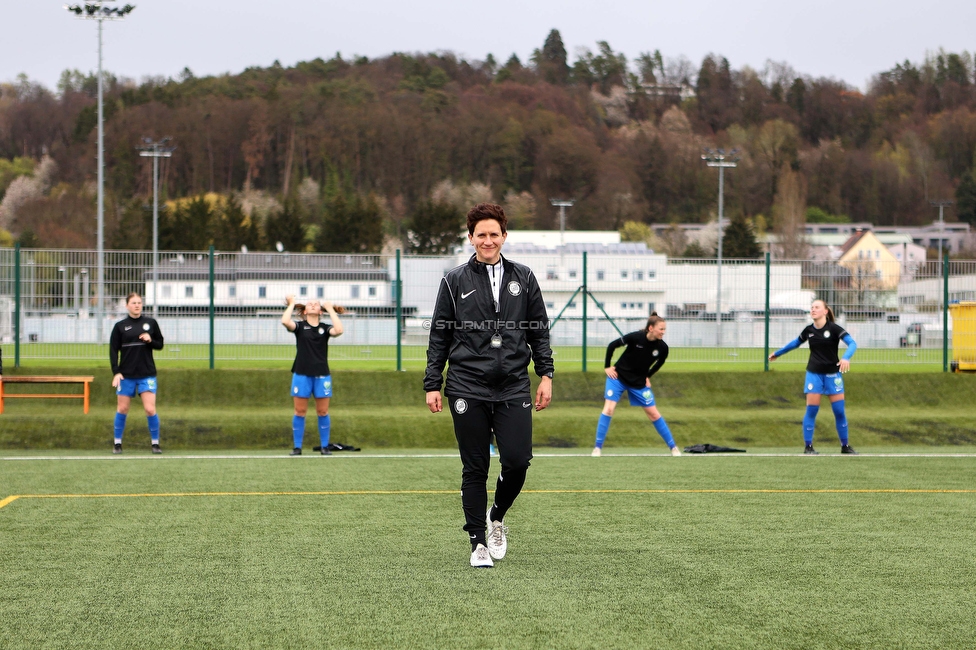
[768,299,858,455]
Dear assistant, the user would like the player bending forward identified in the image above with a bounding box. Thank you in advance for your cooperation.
[592,312,681,457]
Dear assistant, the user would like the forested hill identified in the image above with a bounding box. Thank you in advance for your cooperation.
[1,30,976,252]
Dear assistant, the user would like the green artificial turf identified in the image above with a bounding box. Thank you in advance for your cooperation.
[2,453,975,649]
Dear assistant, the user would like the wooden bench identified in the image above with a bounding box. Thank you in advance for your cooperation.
[0,376,96,415]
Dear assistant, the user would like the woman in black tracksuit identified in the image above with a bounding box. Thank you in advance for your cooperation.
[424,203,554,568]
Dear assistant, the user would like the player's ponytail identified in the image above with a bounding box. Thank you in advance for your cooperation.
[813,299,835,322]
[645,311,666,331]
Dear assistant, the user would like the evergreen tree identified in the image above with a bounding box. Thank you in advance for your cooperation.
[214,195,262,251]
[682,241,709,258]
[722,214,762,258]
[787,77,806,115]
[160,196,215,250]
[406,201,463,254]
[183,195,214,250]
[16,228,39,247]
[265,198,306,252]
[537,29,569,85]
[111,199,148,249]
[315,194,384,253]
[956,170,976,227]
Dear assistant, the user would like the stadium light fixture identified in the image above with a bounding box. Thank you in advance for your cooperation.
[138,137,175,318]
[64,1,136,340]
[549,199,575,246]
[701,148,739,348]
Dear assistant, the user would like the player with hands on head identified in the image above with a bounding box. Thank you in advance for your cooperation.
[110,293,164,454]
[769,299,858,455]
[424,202,554,568]
[281,295,344,456]
[592,312,680,457]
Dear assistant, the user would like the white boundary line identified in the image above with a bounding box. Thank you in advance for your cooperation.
[3,452,976,461]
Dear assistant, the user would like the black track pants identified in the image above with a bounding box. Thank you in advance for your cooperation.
[447,396,533,543]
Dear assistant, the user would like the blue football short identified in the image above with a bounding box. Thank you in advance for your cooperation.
[116,376,157,397]
[603,376,655,407]
[804,371,844,395]
[291,374,332,399]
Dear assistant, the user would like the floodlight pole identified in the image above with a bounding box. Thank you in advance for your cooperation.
[550,199,574,246]
[138,138,175,318]
[702,149,739,348]
[65,1,135,340]
[930,200,953,277]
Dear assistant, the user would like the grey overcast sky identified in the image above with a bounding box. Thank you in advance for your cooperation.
[5,0,976,91]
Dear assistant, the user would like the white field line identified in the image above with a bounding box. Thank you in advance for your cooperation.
[3,452,976,461]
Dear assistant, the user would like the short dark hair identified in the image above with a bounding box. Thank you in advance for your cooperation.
[466,203,508,236]
[126,292,142,304]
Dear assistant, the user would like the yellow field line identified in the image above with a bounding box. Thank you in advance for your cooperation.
[2,488,974,510]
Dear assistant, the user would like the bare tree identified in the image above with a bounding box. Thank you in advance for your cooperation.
[772,164,810,259]
[656,223,688,257]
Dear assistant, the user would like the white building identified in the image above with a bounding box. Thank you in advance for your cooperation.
[144,252,392,313]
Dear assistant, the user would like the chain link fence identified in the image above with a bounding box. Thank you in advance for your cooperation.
[1,246,973,370]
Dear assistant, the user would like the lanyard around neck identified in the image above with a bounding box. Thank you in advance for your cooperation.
[487,261,502,312]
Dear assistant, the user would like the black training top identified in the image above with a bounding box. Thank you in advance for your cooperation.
[109,315,164,376]
[424,254,554,402]
[291,319,334,377]
[605,330,669,388]
[795,321,848,374]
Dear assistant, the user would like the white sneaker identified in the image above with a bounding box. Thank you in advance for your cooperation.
[591,447,602,457]
[470,543,493,568]
[670,447,682,457]
[486,511,508,560]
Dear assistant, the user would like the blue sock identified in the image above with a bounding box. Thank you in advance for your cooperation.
[803,405,820,445]
[147,414,160,445]
[831,400,849,446]
[292,415,305,449]
[595,414,612,448]
[652,417,676,449]
[114,413,127,443]
[318,415,331,448]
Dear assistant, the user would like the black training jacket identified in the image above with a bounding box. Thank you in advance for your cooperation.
[109,315,164,377]
[424,254,554,401]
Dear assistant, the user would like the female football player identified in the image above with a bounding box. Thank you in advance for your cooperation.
[110,293,164,454]
[769,299,858,455]
[281,297,345,455]
[592,312,680,457]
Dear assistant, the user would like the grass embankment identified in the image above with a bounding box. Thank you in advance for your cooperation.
[0,369,973,450]
[8,342,951,371]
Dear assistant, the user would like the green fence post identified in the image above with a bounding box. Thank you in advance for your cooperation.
[582,251,588,373]
[395,249,403,372]
[209,245,215,370]
[943,255,949,373]
[14,243,20,368]
[764,252,770,372]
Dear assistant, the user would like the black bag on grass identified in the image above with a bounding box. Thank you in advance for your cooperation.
[683,444,746,454]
